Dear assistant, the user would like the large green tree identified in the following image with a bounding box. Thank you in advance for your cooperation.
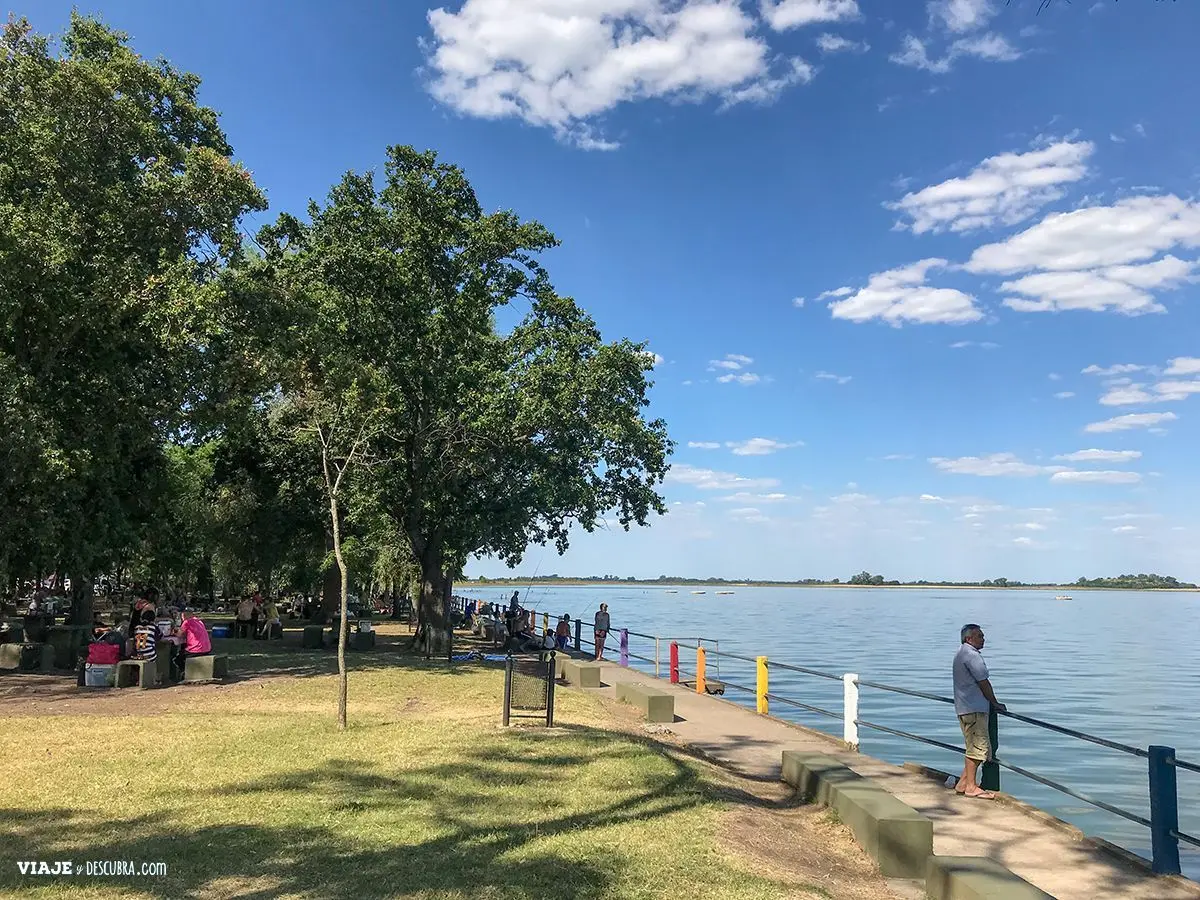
[0,15,265,629]
[256,146,672,653]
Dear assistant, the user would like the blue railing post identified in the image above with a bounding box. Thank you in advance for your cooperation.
[619,629,629,667]
[1149,745,1181,875]
[573,618,581,652]
[981,708,1000,792]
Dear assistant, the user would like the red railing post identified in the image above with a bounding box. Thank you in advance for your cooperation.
[669,641,679,683]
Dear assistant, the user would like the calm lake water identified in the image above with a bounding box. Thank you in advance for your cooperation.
[458,584,1200,877]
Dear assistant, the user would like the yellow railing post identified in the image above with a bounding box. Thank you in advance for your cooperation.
[542,612,549,633]
[696,646,707,694]
[757,656,769,714]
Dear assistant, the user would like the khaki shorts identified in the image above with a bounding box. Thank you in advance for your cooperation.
[958,712,992,762]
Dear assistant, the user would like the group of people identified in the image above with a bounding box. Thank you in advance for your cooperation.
[461,592,613,661]
[88,602,212,683]
[232,592,281,640]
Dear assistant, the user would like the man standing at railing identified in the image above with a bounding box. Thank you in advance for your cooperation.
[953,623,1006,800]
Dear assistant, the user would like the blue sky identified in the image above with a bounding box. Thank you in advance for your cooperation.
[30,0,1200,582]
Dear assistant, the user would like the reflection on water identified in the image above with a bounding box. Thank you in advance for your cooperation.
[460,583,1200,877]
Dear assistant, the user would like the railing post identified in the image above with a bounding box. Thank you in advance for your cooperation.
[1149,745,1182,875]
[655,638,661,678]
[981,709,1000,792]
[502,654,513,727]
[756,656,768,714]
[843,673,859,750]
[619,629,629,667]
[573,618,581,652]
[542,612,549,633]
[696,646,707,694]
[669,642,679,683]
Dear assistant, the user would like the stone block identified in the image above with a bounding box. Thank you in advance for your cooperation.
[116,658,161,689]
[560,658,603,688]
[302,625,324,649]
[780,751,933,879]
[925,856,1054,900]
[615,682,675,723]
[183,654,229,683]
[351,630,376,650]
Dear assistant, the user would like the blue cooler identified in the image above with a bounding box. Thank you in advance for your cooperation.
[211,626,229,638]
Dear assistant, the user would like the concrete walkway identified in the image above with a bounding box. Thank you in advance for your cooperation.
[579,658,1199,900]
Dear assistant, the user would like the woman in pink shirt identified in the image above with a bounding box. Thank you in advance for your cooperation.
[173,610,212,682]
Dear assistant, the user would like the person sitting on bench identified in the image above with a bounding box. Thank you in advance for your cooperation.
[258,598,280,639]
[174,609,212,682]
[129,610,158,663]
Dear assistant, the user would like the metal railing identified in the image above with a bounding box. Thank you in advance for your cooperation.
[452,594,1199,874]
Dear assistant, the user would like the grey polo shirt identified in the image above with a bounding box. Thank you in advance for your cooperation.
[953,643,990,716]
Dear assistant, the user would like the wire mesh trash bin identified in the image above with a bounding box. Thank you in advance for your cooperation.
[503,652,556,727]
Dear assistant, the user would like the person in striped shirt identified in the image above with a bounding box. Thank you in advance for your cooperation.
[129,610,158,662]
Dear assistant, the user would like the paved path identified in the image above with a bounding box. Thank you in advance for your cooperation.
[579,658,1199,900]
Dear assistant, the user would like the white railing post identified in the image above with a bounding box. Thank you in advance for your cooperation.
[655,637,661,678]
[843,673,860,750]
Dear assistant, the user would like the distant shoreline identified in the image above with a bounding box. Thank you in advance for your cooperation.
[456,580,1200,592]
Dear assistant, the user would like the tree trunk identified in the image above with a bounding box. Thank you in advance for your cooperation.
[330,496,350,731]
[418,554,450,657]
[318,561,339,624]
[69,573,94,667]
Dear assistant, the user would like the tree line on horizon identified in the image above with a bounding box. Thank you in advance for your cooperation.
[0,15,672,723]
[466,571,1197,589]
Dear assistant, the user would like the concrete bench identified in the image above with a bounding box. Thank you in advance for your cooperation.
[615,681,674,723]
[302,625,324,649]
[116,654,170,689]
[183,654,229,683]
[781,751,932,878]
[926,856,1053,900]
[351,630,376,650]
[0,642,55,673]
[559,658,603,688]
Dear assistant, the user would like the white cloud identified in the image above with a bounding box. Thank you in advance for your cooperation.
[815,371,852,384]
[919,493,948,503]
[827,258,982,325]
[642,350,665,367]
[1113,525,1139,533]
[1083,363,1148,376]
[709,353,754,370]
[792,296,805,307]
[1054,391,1075,400]
[1098,384,1177,406]
[887,140,1092,235]
[962,503,1007,513]
[929,452,1060,477]
[424,0,815,149]
[716,372,764,385]
[832,492,878,504]
[967,195,1200,315]
[1165,357,1200,376]
[929,0,996,33]
[1085,412,1178,433]
[816,32,869,53]
[1155,380,1200,399]
[1052,470,1142,484]
[1103,513,1158,521]
[882,453,914,461]
[1054,449,1142,463]
[890,32,1019,74]
[950,340,1000,349]
[761,0,859,30]
[816,286,853,301]
[717,491,799,503]
[1012,536,1034,545]
[1017,522,1047,531]
[687,441,722,449]
[726,437,803,456]
[665,463,780,491]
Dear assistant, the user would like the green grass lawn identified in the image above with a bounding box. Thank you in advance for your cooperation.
[0,639,818,900]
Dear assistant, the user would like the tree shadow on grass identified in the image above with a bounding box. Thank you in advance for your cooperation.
[0,730,730,900]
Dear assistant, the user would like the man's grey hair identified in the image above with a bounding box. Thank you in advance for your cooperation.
[961,623,982,642]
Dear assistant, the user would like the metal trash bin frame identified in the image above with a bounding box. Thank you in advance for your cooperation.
[502,652,557,727]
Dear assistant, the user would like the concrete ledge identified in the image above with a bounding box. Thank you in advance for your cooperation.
[781,751,932,879]
[560,658,603,688]
[0,642,55,673]
[184,654,229,683]
[615,682,674,723]
[925,856,1054,899]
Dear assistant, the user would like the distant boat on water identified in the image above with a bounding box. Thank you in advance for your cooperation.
[1055,595,1072,601]
[690,590,706,595]
[664,590,678,594]
[716,590,735,595]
